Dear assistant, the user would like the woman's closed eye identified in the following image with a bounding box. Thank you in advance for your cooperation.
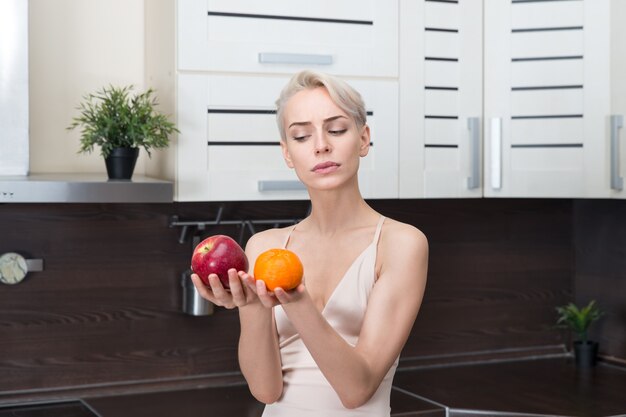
[292,134,309,142]
[328,128,347,136]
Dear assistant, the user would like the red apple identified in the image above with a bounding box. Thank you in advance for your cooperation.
[191,235,249,288]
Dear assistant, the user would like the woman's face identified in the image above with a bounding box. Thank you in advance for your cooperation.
[280,87,370,191]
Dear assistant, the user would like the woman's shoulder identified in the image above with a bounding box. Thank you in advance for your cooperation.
[245,224,295,256]
[381,217,427,246]
[378,217,428,263]
[377,217,428,281]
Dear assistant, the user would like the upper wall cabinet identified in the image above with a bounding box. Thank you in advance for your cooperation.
[176,73,398,201]
[607,0,626,200]
[399,0,482,198]
[484,0,602,198]
[178,0,398,77]
[146,0,400,201]
[400,0,626,199]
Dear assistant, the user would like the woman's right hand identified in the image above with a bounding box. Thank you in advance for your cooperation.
[191,269,258,309]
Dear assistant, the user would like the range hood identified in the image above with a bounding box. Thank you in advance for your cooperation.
[0,174,173,203]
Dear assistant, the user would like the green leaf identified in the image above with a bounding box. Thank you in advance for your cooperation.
[67,85,179,158]
[555,300,604,342]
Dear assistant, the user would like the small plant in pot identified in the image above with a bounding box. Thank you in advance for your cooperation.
[67,85,178,180]
[556,300,604,368]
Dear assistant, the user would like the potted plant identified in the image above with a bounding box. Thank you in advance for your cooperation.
[555,300,604,368]
[67,85,178,180]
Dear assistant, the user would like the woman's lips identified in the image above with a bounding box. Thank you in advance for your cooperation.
[312,161,340,174]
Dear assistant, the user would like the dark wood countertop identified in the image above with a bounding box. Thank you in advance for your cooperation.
[393,357,626,417]
[82,357,626,417]
[84,383,444,417]
[2,358,624,417]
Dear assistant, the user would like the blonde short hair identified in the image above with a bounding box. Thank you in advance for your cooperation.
[275,70,367,141]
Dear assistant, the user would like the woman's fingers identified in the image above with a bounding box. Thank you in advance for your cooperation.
[190,273,233,308]
[273,287,289,304]
[192,270,262,309]
[228,269,248,307]
[256,279,278,308]
[191,274,220,304]
[208,274,229,299]
[240,271,258,294]
[194,270,300,309]
[274,284,305,304]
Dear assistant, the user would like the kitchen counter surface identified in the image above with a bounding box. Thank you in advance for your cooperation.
[84,383,443,417]
[0,401,97,417]
[2,357,625,416]
[393,357,626,417]
[80,357,626,417]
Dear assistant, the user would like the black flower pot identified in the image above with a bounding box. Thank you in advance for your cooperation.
[574,340,598,368]
[105,147,139,180]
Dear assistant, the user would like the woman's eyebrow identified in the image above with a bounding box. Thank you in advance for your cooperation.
[288,115,347,129]
[323,115,348,123]
[288,121,311,128]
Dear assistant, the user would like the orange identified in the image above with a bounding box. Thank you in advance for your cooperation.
[254,248,304,291]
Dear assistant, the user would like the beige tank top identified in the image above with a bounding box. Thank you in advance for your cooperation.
[262,216,398,417]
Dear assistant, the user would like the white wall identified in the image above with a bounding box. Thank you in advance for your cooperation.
[0,0,29,175]
[29,0,146,174]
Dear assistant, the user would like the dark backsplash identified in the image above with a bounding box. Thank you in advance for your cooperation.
[573,199,626,361]
[0,198,623,398]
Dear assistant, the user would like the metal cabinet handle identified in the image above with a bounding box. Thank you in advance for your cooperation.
[610,114,623,191]
[258,52,333,66]
[467,117,480,189]
[258,180,306,192]
[490,118,502,190]
[25,259,44,272]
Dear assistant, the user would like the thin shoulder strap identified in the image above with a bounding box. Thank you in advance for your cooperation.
[282,223,298,249]
[372,215,385,245]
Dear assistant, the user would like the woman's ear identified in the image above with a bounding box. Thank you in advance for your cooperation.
[280,140,295,168]
[359,124,371,157]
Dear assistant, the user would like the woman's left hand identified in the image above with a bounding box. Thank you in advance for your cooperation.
[240,271,306,308]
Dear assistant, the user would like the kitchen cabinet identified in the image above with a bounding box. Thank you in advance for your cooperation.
[607,0,626,200]
[177,0,398,77]
[399,0,482,198]
[145,0,399,201]
[176,73,398,201]
[400,0,626,199]
[484,0,600,198]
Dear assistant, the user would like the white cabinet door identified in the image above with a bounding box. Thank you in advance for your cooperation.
[351,79,399,200]
[484,0,605,198]
[399,0,482,198]
[608,0,626,199]
[177,0,398,77]
[400,0,619,199]
[147,0,401,201]
[176,74,305,201]
[176,74,398,201]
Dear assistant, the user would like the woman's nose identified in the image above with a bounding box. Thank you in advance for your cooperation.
[315,145,330,154]
[314,136,331,154]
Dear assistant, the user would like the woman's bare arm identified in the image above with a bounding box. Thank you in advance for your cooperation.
[191,230,286,404]
[273,222,428,408]
[236,232,284,403]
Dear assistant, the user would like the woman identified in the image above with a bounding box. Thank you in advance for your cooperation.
[192,70,428,416]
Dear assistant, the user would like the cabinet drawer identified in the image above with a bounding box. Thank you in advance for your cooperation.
[177,0,398,77]
[176,74,398,201]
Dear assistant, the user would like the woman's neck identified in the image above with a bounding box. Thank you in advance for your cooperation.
[304,185,377,236]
